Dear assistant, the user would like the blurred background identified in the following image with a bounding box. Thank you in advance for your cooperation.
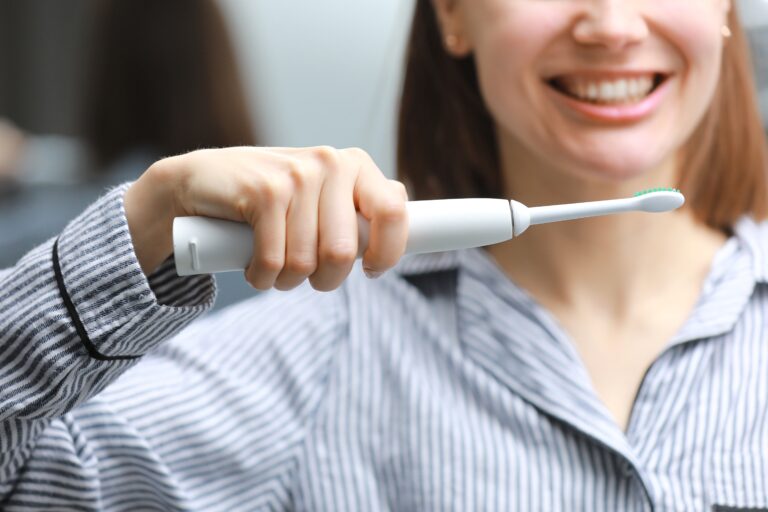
[0,0,766,309]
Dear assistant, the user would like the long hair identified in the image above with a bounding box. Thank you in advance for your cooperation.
[398,1,768,232]
[82,0,257,170]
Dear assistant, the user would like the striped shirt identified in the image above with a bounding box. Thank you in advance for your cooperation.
[1,184,767,511]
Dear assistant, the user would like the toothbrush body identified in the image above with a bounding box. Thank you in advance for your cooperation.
[172,190,684,276]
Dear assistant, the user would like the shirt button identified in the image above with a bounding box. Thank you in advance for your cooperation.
[621,461,634,477]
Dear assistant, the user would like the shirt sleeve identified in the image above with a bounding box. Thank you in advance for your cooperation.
[0,184,215,496]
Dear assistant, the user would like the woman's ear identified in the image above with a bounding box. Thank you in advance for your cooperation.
[431,0,473,57]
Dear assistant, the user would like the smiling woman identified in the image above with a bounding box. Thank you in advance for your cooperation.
[1,0,768,511]
[399,0,767,230]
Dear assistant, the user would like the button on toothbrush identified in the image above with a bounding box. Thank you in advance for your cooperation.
[172,188,684,276]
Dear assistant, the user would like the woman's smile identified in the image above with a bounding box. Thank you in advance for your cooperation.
[544,70,674,123]
[447,0,729,180]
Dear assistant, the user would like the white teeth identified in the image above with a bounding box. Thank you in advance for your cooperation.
[555,76,656,104]
[628,80,639,97]
[614,80,628,99]
[600,82,615,101]
[586,83,599,100]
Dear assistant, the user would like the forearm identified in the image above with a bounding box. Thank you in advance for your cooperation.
[0,185,214,477]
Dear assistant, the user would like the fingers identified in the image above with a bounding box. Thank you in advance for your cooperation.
[274,159,322,291]
[168,146,407,292]
[359,180,409,278]
[351,150,409,278]
[244,178,287,290]
[310,149,359,291]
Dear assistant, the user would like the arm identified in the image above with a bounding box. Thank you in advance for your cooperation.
[0,184,215,491]
[0,145,406,505]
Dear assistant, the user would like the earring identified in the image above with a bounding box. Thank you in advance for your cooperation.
[721,25,732,38]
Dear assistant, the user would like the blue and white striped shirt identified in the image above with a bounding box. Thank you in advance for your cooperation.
[1,184,767,511]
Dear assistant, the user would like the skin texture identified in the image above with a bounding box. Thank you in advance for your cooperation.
[432,0,731,429]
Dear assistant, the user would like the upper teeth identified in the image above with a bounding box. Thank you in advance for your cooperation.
[556,76,655,104]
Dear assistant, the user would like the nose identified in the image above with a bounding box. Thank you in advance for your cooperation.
[573,0,649,52]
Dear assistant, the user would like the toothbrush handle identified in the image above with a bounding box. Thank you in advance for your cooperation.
[173,198,513,276]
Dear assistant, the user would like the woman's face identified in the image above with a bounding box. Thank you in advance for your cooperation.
[440,0,731,183]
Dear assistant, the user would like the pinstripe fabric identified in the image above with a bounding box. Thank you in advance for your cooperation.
[1,186,767,511]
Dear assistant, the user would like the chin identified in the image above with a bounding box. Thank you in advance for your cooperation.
[562,152,674,186]
[554,146,676,184]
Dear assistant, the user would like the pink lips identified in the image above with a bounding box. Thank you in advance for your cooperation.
[546,75,672,123]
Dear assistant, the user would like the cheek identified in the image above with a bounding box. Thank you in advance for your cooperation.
[647,3,725,137]
[650,3,724,75]
[470,1,728,173]
[470,7,560,140]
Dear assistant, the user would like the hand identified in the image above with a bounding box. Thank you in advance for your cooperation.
[124,146,408,291]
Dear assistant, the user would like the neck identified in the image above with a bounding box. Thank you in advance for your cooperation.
[488,138,728,321]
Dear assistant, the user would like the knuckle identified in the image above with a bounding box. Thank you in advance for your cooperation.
[312,145,339,167]
[375,198,407,223]
[285,158,313,188]
[391,180,409,201]
[284,253,317,276]
[263,175,291,204]
[256,253,284,273]
[343,146,371,163]
[240,174,289,207]
[235,179,260,202]
[319,241,357,267]
[232,181,259,218]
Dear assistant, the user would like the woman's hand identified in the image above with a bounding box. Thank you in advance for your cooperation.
[123,146,408,291]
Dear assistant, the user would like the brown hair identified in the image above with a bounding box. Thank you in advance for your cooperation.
[398,1,768,231]
[82,0,257,170]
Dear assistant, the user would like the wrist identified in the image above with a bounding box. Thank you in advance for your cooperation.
[125,161,177,275]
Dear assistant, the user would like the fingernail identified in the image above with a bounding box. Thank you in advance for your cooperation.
[364,268,384,279]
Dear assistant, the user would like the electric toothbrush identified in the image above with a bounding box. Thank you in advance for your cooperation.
[172,188,684,276]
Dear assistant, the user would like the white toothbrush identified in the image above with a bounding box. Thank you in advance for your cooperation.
[172,188,684,276]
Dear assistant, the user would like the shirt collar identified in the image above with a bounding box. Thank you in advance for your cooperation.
[392,216,768,465]
[396,215,768,346]
[733,215,768,284]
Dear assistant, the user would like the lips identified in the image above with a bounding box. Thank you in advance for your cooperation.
[542,70,673,123]
[546,72,670,106]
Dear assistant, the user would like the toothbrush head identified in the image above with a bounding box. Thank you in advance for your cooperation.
[633,188,685,212]
[511,188,686,238]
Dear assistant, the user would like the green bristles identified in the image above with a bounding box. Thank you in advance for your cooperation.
[633,187,680,197]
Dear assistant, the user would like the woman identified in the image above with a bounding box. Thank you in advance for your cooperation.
[1,0,766,510]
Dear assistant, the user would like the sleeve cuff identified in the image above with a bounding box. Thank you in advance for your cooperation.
[55,183,216,359]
